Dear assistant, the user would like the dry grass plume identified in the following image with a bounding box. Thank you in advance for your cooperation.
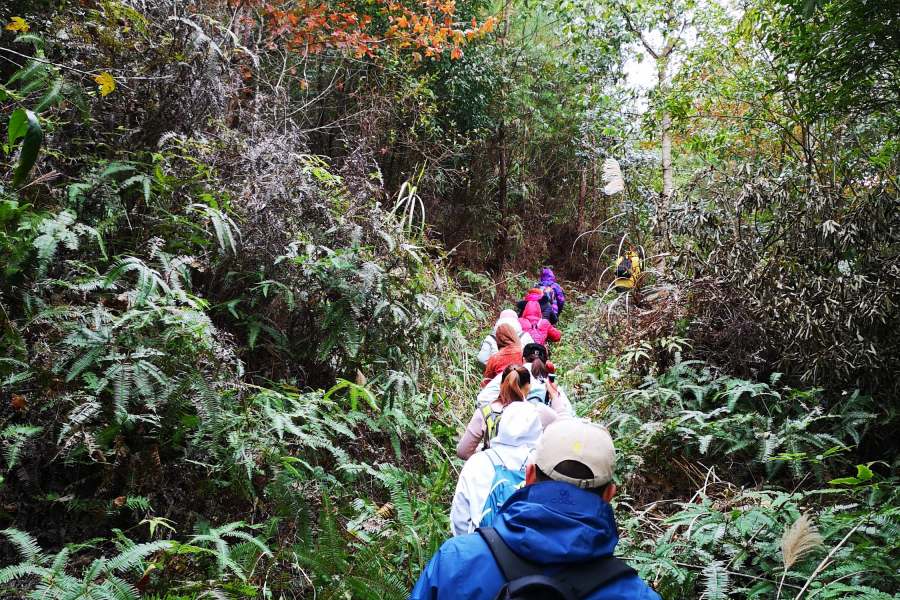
[781,514,824,570]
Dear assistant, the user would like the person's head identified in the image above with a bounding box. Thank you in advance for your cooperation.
[541,268,555,282]
[499,309,518,321]
[494,323,521,350]
[523,288,543,302]
[493,317,522,336]
[521,300,542,320]
[523,343,549,379]
[499,364,530,406]
[525,418,617,503]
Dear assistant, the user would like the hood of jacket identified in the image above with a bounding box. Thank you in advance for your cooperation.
[493,401,542,449]
[494,317,523,335]
[521,300,542,321]
[494,324,521,350]
[494,481,618,564]
[540,269,556,284]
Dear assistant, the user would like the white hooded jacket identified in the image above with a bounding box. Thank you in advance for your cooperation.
[449,401,542,537]
[475,318,535,368]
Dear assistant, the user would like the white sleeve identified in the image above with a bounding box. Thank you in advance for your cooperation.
[475,336,495,368]
[520,331,535,346]
[449,466,473,537]
[477,373,503,407]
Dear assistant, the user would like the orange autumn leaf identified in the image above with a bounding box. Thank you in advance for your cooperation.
[6,17,29,34]
[263,0,491,61]
[93,71,115,96]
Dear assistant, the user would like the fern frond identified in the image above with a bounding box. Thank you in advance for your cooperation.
[104,541,172,572]
[700,559,730,600]
[33,77,65,112]
[0,528,44,564]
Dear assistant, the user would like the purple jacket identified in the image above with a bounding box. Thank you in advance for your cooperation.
[539,269,565,314]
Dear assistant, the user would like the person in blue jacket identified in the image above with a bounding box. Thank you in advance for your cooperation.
[410,418,661,600]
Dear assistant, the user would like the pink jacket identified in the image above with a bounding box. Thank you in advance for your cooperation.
[517,301,561,346]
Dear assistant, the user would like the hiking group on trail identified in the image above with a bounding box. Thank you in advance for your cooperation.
[410,269,660,600]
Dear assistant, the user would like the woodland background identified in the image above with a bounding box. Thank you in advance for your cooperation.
[0,0,898,598]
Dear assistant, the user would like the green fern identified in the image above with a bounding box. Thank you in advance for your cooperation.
[0,425,42,470]
[0,529,170,600]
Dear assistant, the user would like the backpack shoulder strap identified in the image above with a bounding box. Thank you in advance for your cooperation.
[553,555,638,598]
[477,527,540,582]
[477,528,578,600]
[484,449,503,470]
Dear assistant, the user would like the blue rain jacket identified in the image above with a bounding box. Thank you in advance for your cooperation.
[410,481,661,600]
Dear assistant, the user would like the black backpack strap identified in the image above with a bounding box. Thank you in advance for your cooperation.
[477,527,539,582]
[553,555,638,598]
[507,575,577,600]
[477,528,578,600]
[477,528,637,600]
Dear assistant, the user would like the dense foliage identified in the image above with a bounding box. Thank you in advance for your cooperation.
[0,0,898,598]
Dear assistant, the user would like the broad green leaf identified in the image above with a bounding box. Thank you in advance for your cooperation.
[828,477,861,485]
[855,464,874,482]
[11,110,42,188]
[8,108,27,147]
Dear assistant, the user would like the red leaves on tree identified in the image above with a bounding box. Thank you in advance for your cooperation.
[245,0,496,60]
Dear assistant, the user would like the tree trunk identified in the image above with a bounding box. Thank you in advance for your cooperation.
[495,0,512,267]
[657,59,673,274]
[498,117,508,259]
[577,163,587,234]
[659,64,673,211]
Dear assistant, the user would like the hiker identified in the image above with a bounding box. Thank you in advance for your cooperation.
[457,364,565,460]
[478,343,573,417]
[476,310,535,369]
[449,400,541,537]
[613,248,642,290]
[411,419,662,600]
[518,297,561,347]
[482,324,523,386]
[539,268,566,315]
[515,289,559,324]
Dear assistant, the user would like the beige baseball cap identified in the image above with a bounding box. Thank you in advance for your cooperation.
[534,418,616,489]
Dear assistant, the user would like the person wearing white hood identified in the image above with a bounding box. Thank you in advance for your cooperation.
[449,396,543,537]
[476,310,535,369]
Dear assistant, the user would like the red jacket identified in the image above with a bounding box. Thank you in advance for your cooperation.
[518,301,561,346]
[482,345,523,387]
